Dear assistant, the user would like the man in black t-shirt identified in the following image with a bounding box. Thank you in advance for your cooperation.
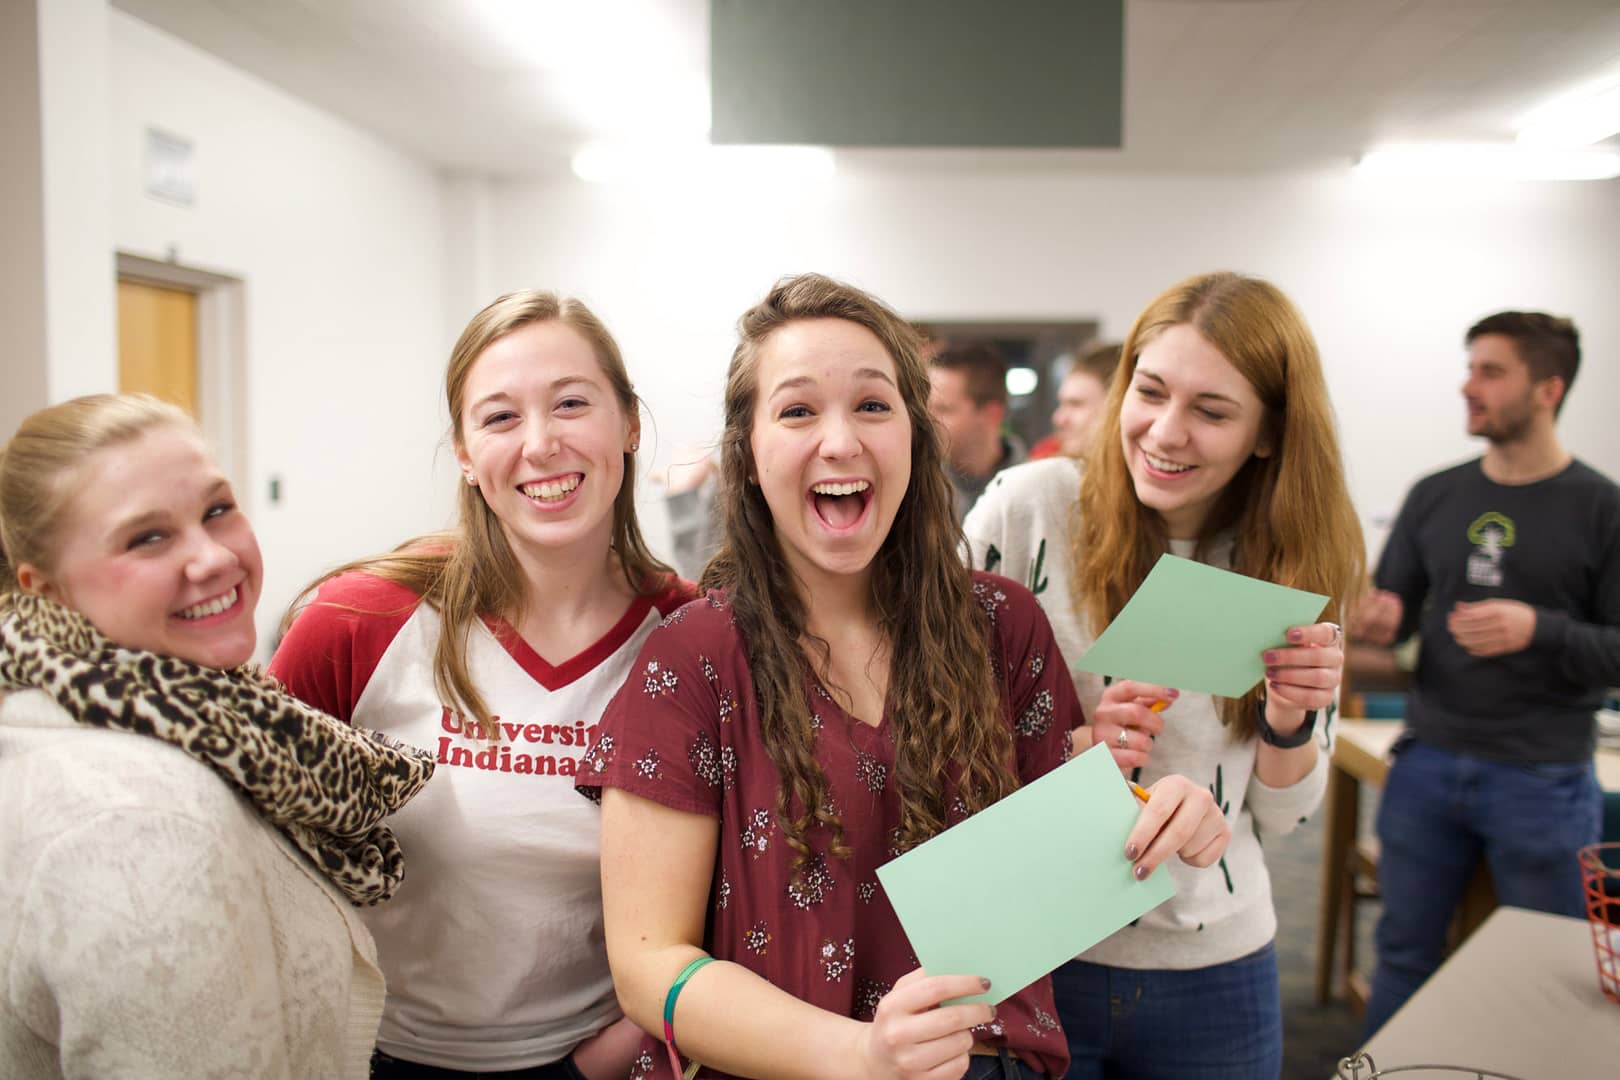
[1356,311,1620,1036]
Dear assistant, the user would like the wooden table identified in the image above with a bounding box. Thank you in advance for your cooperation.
[1334,907,1620,1079]
[1313,719,1620,1012]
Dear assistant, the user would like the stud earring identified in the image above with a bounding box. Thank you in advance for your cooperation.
[465,472,478,485]
[628,439,640,453]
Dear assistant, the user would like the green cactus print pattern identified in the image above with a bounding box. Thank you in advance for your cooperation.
[1209,764,1234,894]
[1026,538,1049,596]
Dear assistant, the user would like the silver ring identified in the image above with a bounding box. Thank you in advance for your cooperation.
[1117,728,1130,749]
[1326,622,1343,647]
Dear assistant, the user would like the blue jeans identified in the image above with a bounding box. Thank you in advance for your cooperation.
[1364,737,1601,1037]
[1052,943,1281,1080]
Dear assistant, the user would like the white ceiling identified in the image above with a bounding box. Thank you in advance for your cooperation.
[113,0,1620,176]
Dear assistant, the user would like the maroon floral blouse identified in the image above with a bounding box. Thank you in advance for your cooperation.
[578,572,1080,1078]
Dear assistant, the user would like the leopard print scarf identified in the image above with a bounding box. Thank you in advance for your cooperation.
[0,592,434,906]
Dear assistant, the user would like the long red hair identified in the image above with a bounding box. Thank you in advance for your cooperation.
[1076,272,1365,735]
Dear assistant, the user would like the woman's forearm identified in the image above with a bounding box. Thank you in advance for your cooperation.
[614,945,866,1080]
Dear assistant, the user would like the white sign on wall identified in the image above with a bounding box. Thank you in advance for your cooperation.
[144,127,196,206]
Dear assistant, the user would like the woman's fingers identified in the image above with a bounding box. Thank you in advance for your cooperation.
[1100,724,1156,771]
[1094,682,1178,773]
[1265,664,1339,691]
[1264,622,1345,707]
[1175,803,1232,867]
[1125,778,1228,878]
[1101,679,1180,706]
[866,972,992,1079]
[1181,825,1230,868]
[1285,621,1344,648]
[882,969,986,1012]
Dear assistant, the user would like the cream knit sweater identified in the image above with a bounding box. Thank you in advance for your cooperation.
[964,457,1333,971]
[0,689,384,1079]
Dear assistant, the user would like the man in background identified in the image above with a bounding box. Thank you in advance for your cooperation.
[928,342,1025,521]
[1031,342,1123,460]
[1356,311,1620,1034]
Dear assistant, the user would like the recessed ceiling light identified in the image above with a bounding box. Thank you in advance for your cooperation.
[1005,367,1039,397]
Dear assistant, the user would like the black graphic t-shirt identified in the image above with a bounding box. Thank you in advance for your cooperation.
[1377,458,1620,762]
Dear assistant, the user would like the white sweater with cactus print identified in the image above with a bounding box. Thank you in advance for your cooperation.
[964,456,1333,971]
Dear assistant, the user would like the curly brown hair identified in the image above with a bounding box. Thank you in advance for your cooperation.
[702,273,1020,871]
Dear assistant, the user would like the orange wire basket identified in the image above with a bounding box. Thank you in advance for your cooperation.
[1578,841,1620,1004]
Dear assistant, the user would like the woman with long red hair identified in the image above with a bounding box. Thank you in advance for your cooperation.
[966,271,1365,1078]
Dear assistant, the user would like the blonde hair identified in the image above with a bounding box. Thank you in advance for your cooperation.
[1,394,193,591]
[285,291,672,737]
[1076,272,1366,736]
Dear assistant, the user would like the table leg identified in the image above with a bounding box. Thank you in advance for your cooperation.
[1315,761,1360,1004]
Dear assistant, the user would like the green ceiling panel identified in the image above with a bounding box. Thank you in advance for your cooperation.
[710,0,1124,148]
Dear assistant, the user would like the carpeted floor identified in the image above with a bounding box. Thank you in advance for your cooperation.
[1270,800,1378,1079]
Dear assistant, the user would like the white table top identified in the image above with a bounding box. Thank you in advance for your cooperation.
[1335,718,1620,793]
[1338,906,1620,1079]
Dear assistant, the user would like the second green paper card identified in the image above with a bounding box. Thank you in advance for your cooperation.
[876,743,1173,1005]
[1075,554,1328,697]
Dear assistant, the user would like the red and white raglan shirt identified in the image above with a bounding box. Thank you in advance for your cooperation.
[577,573,1076,1079]
[270,570,695,1071]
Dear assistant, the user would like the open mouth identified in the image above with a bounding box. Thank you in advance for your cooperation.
[519,474,583,504]
[174,586,240,622]
[1141,450,1196,478]
[808,479,873,531]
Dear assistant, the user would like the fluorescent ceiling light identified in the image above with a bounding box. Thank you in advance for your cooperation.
[467,0,708,138]
[467,0,680,73]
[571,143,836,187]
[1355,144,1620,181]
[554,71,710,139]
[1005,367,1039,397]
[1518,80,1620,148]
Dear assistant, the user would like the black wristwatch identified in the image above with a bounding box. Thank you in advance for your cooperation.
[1255,697,1317,748]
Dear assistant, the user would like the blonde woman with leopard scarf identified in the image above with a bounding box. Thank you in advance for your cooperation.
[0,394,434,1079]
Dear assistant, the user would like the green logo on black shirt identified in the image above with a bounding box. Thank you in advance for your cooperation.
[1465,511,1514,587]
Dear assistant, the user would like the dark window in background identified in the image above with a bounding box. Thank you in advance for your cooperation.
[920,320,1101,451]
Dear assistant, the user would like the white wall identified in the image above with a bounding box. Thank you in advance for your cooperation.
[1,0,116,440]
[107,11,456,652]
[0,0,51,440]
[83,10,1620,640]
[480,163,1620,561]
[40,0,117,404]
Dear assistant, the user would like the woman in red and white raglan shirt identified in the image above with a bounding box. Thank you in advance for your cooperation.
[272,291,694,1080]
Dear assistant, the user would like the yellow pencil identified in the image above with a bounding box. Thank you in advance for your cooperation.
[1126,700,1169,802]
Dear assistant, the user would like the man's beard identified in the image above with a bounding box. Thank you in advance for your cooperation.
[1470,392,1536,444]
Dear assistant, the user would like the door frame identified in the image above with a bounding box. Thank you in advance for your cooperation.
[115,253,248,495]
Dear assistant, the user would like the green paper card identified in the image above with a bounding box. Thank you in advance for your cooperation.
[875,742,1173,1005]
[1076,554,1329,697]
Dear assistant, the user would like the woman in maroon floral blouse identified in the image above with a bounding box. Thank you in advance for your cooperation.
[578,274,1230,1080]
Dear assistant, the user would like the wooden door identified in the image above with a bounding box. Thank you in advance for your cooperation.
[117,279,198,416]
